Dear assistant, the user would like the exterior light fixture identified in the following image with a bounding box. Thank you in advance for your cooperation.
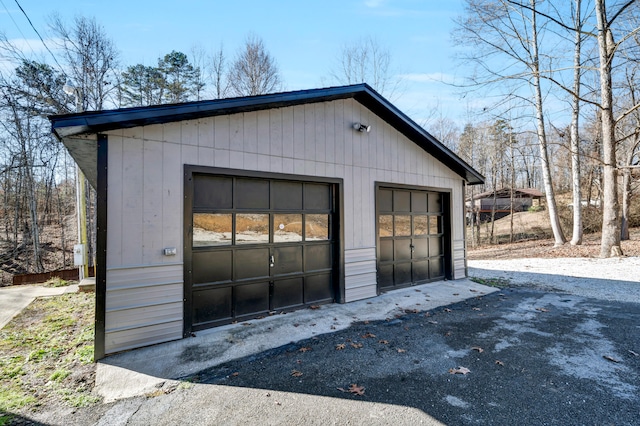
[353,122,371,133]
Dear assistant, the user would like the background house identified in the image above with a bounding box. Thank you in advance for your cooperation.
[49,84,484,359]
[467,188,543,222]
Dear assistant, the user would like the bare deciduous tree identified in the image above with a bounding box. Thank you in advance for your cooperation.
[454,0,567,246]
[49,14,119,110]
[594,0,640,257]
[329,36,404,100]
[227,34,282,97]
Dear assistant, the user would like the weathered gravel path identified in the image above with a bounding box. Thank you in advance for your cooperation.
[468,257,640,303]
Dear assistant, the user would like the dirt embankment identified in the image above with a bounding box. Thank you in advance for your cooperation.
[468,227,640,260]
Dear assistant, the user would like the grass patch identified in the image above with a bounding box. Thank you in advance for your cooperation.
[0,292,99,415]
[0,413,14,426]
[469,276,511,288]
[43,277,70,288]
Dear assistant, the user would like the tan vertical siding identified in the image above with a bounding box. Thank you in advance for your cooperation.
[105,97,468,353]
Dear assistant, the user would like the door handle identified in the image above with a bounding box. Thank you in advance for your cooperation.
[270,255,275,267]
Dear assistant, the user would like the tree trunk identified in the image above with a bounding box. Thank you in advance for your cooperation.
[595,0,623,257]
[531,0,566,246]
[570,0,583,245]
[621,168,630,240]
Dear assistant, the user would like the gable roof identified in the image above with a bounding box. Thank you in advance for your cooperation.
[49,83,484,186]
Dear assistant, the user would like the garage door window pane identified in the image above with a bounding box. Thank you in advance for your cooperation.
[193,213,232,246]
[274,214,303,242]
[379,215,393,237]
[429,215,442,235]
[236,214,269,244]
[414,215,428,236]
[306,214,329,241]
[395,215,411,236]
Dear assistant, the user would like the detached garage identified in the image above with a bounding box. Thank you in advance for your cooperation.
[49,83,483,359]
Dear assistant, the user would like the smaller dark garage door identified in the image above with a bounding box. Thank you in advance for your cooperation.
[376,185,450,292]
[184,167,341,334]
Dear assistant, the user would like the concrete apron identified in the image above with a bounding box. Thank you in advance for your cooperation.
[96,279,497,403]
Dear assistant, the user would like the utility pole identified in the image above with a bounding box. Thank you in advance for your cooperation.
[64,84,89,281]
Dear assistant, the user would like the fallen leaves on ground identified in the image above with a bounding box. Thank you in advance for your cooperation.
[291,370,303,377]
[397,348,407,353]
[471,346,484,353]
[379,340,389,345]
[338,384,365,396]
[361,332,376,338]
[535,307,550,312]
[603,355,621,363]
[298,346,312,353]
[335,343,346,350]
[449,366,471,375]
[309,305,320,310]
[495,360,505,366]
[350,343,363,349]
[444,308,452,313]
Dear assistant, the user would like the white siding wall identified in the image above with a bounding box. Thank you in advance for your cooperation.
[104,98,467,354]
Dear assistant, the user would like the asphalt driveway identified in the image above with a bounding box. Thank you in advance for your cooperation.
[183,288,639,425]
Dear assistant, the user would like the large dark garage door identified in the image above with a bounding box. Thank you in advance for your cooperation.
[184,167,341,334]
[376,185,450,292]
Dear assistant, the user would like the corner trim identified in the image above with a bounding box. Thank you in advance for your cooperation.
[94,134,108,360]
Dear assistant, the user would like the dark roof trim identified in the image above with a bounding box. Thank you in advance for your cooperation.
[49,84,484,185]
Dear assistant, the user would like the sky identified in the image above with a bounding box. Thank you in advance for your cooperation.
[0,0,474,126]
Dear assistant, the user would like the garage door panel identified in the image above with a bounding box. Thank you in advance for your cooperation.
[234,282,270,316]
[304,274,333,303]
[394,239,411,261]
[413,260,430,282]
[272,278,303,310]
[379,239,393,262]
[393,191,411,212]
[430,258,444,279]
[236,178,269,209]
[235,248,270,280]
[378,189,393,212]
[412,239,429,259]
[193,286,232,324]
[378,264,394,289]
[411,192,428,212]
[428,193,442,213]
[395,263,412,285]
[193,250,232,284]
[305,244,332,271]
[304,183,330,210]
[194,176,233,209]
[429,237,443,257]
[272,181,302,210]
[273,246,303,275]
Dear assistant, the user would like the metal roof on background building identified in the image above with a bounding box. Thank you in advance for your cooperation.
[49,83,484,185]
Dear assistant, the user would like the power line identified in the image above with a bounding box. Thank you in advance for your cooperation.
[12,0,66,75]
[0,0,36,56]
